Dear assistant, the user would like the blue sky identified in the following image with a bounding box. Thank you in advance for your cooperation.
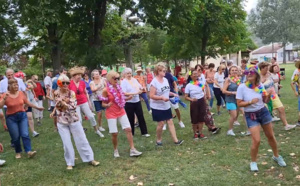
[244,0,258,13]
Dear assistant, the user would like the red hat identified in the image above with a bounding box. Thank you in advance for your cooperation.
[101,69,107,75]
[14,71,25,79]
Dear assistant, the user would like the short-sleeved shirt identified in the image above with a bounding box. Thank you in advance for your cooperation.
[164,72,175,93]
[121,78,141,103]
[146,72,154,84]
[0,77,26,93]
[175,66,182,77]
[178,77,185,85]
[44,76,52,89]
[185,83,205,99]
[236,83,265,112]
[0,91,28,115]
[90,78,106,101]
[213,72,225,88]
[69,80,88,105]
[150,77,171,110]
[84,79,92,95]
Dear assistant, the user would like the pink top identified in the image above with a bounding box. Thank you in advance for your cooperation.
[146,72,154,84]
[105,89,126,119]
[205,70,215,84]
[69,80,88,105]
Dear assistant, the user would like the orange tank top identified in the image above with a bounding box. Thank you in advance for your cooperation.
[3,92,27,115]
[105,89,126,119]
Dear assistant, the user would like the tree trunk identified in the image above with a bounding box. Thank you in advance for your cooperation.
[283,43,286,64]
[124,45,133,69]
[47,24,61,71]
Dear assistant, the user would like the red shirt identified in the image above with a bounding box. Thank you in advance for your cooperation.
[33,82,45,97]
[178,77,185,85]
[175,66,182,76]
[146,72,154,84]
[69,80,88,105]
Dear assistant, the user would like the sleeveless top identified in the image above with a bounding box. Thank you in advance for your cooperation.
[105,88,126,119]
[225,80,238,103]
[263,76,276,97]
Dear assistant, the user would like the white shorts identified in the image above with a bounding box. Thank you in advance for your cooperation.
[170,101,179,109]
[107,114,131,133]
[147,84,151,91]
[0,109,3,114]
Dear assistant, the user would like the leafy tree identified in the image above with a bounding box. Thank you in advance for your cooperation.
[248,0,300,63]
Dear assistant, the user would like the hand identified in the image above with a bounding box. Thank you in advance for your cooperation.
[43,96,46,100]
[191,98,198,102]
[50,112,55,118]
[251,98,259,104]
[89,103,93,110]
[0,143,3,153]
[37,107,44,111]
[162,97,169,102]
[279,85,283,88]
[64,97,70,103]
[207,95,211,100]
[35,97,38,101]
[107,102,113,107]
[173,93,179,97]
[295,91,298,97]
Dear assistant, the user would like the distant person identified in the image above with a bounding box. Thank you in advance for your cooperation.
[174,63,182,77]
[32,75,45,126]
[44,69,53,111]
[213,65,226,115]
[205,63,215,109]
[134,67,151,114]
[145,67,154,92]
[290,60,300,126]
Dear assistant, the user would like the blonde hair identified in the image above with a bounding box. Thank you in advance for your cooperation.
[106,70,119,82]
[154,62,166,75]
[58,74,70,82]
[8,78,18,91]
[218,64,225,73]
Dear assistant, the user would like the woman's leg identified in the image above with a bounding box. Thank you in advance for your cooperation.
[26,112,35,133]
[118,115,135,149]
[208,84,214,108]
[228,110,237,131]
[213,88,221,112]
[80,103,98,131]
[135,102,148,135]
[112,133,118,150]
[261,123,279,157]
[6,115,22,153]
[140,92,150,111]
[0,111,7,130]
[19,112,32,153]
[38,100,43,120]
[156,121,164,142]
[124,128,135,149]
[96,111,103,127]
[248,126,261,162]
[125,103,135,135]
[70,121,94,162]
[57,123,75,166]
[166,119,179,143]
[276,107,288,126]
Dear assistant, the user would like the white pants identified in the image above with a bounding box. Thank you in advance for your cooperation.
[76,102,97,127]
[107,114,131,133]
[33,100,43,119]
[57,121,94,166]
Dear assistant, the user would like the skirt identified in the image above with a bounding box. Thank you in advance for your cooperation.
[151,108,172,122]
[190,97,207,124]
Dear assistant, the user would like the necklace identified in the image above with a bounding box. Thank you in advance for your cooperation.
[107,82,126,108]
[189,80,205,90]
[245,81,267,96]
[230,76,241,85]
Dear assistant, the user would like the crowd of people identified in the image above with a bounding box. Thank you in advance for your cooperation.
[0,57,299,172]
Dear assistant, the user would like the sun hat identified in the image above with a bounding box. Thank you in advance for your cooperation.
[69,66,86,76]
[101,69,107,76]
[135,67,144,73]
[250,59,259,65]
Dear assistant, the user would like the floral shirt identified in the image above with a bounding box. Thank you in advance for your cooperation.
[54,90,79,124]
[90,78,106,101]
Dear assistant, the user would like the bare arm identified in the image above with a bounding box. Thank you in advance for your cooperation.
[222,79,235,95]
[291,82,298,96]
[101,88,112,108]
[173,81,178,93]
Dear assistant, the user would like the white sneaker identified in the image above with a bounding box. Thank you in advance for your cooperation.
[142,134,151,137]
[272,116,280,122]
[227,130,236,136]
[114,149,120,158]
[233,121,240,126]
[284,124,296,131]
[0,159,5,166]
[179,121,185,128]
[246,131,251,136]
[149,110,152,115]
[96,130,104,138]
[99,126,106,132]
[32,131,39,137]
[163,124,167,130]
[130,149,142,157]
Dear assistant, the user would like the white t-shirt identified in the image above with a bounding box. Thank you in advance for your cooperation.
[291,69,299,81]
[213,72,225,88]
[44,76,52,89]
[198,74,206,83]
[270,73,279,94]
[185,83,205,99]
[121,78,141,103]
[0,77,26,93]
[236,83,265,112]
[150,77,171,110]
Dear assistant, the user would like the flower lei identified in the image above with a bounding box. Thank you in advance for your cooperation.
[245,81,267,96]
[189,80,205,90]
[271,94,277,100]
[106,82,126,108]
[230,76,241,86]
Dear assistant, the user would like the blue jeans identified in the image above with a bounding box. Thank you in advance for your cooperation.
[140,92,150,111]
[208,83,214,108]
[6,112,32,153]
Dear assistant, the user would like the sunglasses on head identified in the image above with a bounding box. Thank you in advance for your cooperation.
[113,77,120,81]
[244,70,256,75]
[62,81,70,85]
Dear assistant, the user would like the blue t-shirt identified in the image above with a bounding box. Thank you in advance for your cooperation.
[165,72,175,93]
[52,74,59,90]
[84,79,92,95]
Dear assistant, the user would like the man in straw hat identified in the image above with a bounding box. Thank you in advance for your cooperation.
[291,59,300,126]
[68,66,104,138]
[134,67,151,114]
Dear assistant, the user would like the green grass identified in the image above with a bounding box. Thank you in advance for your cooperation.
[1,64,300,185]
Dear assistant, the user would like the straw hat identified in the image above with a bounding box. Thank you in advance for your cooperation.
[250,59,259,65]
[135,67,144,73]
[69,66,86,76]
[295,59,300,69]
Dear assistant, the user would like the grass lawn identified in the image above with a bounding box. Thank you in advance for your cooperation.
[1,64,300,185]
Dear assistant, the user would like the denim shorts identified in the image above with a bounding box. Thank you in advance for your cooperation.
[93,101,105,112]
[245,106,272,128]
[226,102,237,111]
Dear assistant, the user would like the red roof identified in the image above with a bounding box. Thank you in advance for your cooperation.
[252,43,282,54]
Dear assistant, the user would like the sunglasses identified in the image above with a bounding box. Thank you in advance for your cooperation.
[113,77,120,81]
[244,70,256,75]
[62,82,70,85]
